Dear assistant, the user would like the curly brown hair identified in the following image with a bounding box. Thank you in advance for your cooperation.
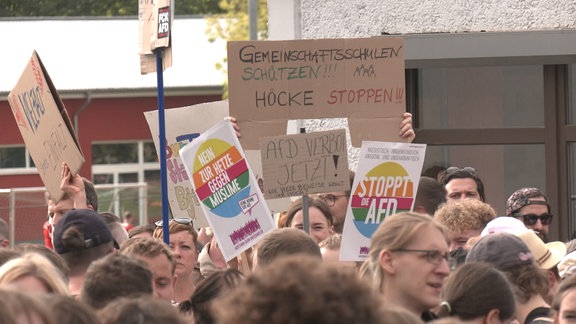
[434,199,496,234]
[213,255,387,324]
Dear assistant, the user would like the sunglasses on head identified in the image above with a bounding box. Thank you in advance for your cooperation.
[154,217,193,228]
[515,213,553,226]
[446,166,477,175]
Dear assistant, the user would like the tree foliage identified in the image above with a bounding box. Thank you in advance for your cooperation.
[0,0,223,17]
[206,0,268,98]
[1,0,268,99]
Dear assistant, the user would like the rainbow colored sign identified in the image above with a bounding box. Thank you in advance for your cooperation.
[180,120,275,262]
[192,139,251,218]
[350,162,414,238]
[340,141,426,261]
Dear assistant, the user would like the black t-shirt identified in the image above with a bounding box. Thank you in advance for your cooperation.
[524,306,553,324]
[421,310,438,322]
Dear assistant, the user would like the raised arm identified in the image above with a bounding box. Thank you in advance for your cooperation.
[400,112,415,142]
[60,162,88,209]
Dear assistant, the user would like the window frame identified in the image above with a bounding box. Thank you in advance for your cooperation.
[400,31,576,241]
[0,145,37,175]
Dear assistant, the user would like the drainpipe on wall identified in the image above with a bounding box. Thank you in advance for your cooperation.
[73,92,92,138]
[73,92,92,178]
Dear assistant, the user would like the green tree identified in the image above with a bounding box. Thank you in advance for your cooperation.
[206,0,268,98]
[0,0,223,17]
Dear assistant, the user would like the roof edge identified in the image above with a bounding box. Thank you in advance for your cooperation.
[0,85,223,101]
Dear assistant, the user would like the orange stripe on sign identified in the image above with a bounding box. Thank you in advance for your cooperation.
[193,146,243,186]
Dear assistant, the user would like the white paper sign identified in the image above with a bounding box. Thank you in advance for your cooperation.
[180,120,275,261]
[340,142,426,261]
[144,101,230,228]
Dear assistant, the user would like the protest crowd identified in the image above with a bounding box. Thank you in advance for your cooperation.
[3,111,576,324]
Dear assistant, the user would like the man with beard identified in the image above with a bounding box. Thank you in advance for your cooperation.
[506,187,553,243]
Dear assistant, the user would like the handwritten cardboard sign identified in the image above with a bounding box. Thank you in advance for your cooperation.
[243,149,292,214]
[180,120,275,261]
[340,141,426,261]
[144,100,230,228]
[227,37,406,149]
[7,51,85,202]
[259,129,349,199]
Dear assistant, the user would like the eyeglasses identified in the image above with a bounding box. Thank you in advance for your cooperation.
[154,217,193,228]
[446,166,477,175]
[515,213,553,226]
[391,249,451,266]
[318,194,348,207]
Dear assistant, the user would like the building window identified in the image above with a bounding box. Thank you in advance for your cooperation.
[418,66,544,129]
[423,144,545,213]
[0,146,26,169]
[92,143,139,164]
[569,65,576,125]
[0,146,36,174]
[403,29,576,240]
[144,142,158,163]
[92,141,159,222]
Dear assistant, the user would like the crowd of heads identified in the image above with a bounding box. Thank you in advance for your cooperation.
[3,158,576,324]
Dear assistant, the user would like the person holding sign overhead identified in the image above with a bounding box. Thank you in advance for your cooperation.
[230,112,415,234]
[45,162,98,249]
[324,113,415,234]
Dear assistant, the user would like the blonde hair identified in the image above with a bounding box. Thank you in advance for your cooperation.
[434,200,496,234]
[319,233,342,250]
[361,212,448,291]
[153,220,198,244]
[0,253,69,295]
[0,287,55,324]
[120,237,176,274]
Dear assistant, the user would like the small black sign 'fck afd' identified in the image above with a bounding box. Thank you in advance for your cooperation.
[157,6,170,38]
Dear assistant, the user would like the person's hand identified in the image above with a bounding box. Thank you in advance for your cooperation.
[61,162,84,196]
[400,112,416,142]
[60,162,88,209]
[197,227,213,246]
[228,116,241,138]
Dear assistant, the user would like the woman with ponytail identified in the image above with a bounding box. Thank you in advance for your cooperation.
[436,262,516,323]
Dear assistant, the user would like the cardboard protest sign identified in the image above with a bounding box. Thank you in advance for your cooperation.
[139,0,173,74]
[243,150,292,215]
[7,51,85,202]
[259,129,349,199]
[340,142,426,261]
[227,37,406,149]
[180,120,275,261]
[144,100,230,228]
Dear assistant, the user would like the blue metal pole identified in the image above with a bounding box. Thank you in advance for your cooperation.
[156,49,170,245]
[300,127,309,234]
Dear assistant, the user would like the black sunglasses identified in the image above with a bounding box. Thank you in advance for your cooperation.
[154,217,193,227]
[515,213,553,226]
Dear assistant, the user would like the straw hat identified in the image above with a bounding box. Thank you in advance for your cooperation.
[558,251,576,279]
[516,230,566,270]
